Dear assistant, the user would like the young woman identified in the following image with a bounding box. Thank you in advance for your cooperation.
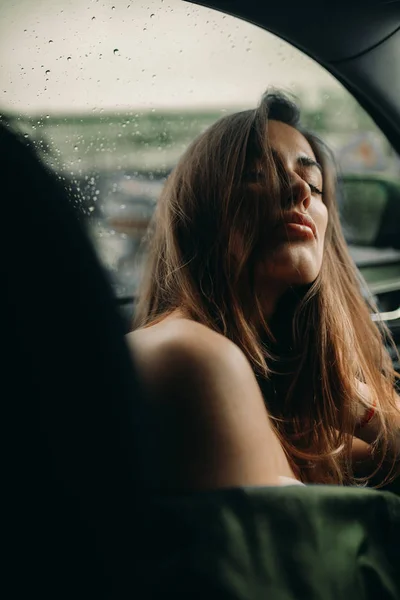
[127,91,400,490]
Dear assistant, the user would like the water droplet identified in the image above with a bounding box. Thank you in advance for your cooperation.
[112,5,115,9]
[120,204,126,209]
[113,48,119,55]
[150,13,155,18]
[74,145,78,151]
[45,69,50,75]
[24,133,29,138]
[91,16,96,21]
[152,74,156,78]
[67,56,71,61]
[49,39,53,43]
[46,115,50,119]
[89,206,95,212]
[143,27,147,31]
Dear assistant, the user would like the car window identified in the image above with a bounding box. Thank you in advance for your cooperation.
[341,180,388,245]
[1,0,400,304]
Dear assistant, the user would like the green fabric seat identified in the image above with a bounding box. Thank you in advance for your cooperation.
[138,486,400,599]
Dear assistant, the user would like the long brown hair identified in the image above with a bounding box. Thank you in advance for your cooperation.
[133,90,400,486]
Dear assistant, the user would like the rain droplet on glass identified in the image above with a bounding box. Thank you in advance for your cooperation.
[113,48,119,55]
[45,69,50,75]
[67,56,72,61]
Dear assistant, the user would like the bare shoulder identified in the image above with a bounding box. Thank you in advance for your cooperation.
[126,317,247,392]
[126,316,237,355]
[125,317,291,490]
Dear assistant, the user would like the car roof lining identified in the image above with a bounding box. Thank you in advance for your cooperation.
[184,0,400,62]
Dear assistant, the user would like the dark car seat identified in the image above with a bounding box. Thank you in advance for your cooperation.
[2,122,149,599]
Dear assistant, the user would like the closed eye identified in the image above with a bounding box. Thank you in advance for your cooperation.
[308,183,323,196]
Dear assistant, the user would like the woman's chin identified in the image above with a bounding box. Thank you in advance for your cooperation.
[260,247,322,287]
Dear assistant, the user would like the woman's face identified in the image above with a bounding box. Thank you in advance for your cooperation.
[255,120,329,295]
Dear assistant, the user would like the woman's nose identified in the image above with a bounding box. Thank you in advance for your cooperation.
[283,173,311,212]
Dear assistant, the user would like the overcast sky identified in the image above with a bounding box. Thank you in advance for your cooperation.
[0,0,343,114]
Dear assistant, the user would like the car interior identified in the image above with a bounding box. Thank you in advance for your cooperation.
[3,0,400,597]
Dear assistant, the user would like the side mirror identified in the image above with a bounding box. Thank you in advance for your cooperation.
[340,175,400,249]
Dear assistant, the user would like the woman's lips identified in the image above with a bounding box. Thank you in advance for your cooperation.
[276,221,315,240]
[274,212,317,241]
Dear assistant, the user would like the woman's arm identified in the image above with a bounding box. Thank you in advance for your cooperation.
[127,322,295,492]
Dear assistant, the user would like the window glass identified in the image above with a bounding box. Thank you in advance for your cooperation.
[341,180,388,245]
[1,0,399,302]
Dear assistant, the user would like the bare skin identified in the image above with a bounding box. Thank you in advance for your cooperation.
[127,312,297,492]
